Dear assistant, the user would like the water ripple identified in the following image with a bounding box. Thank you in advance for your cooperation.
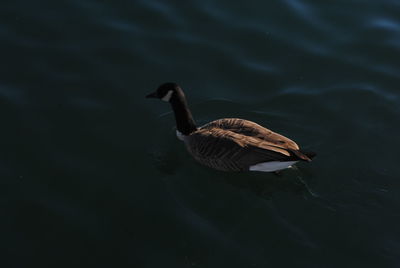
[139,0,184,27]
[0,85,26,105]
[369,17,400,32]
[239,59,280,74]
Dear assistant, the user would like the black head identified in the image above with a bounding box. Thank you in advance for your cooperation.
[146,82,181,102]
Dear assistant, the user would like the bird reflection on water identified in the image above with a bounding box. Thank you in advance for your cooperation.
[152,141,317,199]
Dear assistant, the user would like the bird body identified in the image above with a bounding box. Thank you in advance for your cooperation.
[146,83,315,172]
[178,118,312,172]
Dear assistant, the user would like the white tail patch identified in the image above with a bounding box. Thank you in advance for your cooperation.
[161,90,173,102]
[249,161,298,172]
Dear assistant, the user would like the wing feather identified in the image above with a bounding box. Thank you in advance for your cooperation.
[185,127,296,171]
[201,118,300,150]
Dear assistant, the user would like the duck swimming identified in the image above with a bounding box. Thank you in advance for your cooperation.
[146,82,315,172]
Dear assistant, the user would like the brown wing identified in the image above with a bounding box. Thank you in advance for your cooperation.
[200,118,300,150]
[185,127,297,172]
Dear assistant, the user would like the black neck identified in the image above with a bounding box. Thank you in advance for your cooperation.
[170,91,197,135]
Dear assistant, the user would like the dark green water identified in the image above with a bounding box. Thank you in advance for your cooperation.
[1,0,400,267]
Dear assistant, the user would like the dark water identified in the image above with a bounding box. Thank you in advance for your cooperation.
[1,0,400,267]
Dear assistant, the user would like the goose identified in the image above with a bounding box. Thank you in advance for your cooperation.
[146,83,315,172]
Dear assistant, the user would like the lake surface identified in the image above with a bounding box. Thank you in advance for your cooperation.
[1,0,400,267]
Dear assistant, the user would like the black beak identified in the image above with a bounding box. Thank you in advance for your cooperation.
[146,92,158,99]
